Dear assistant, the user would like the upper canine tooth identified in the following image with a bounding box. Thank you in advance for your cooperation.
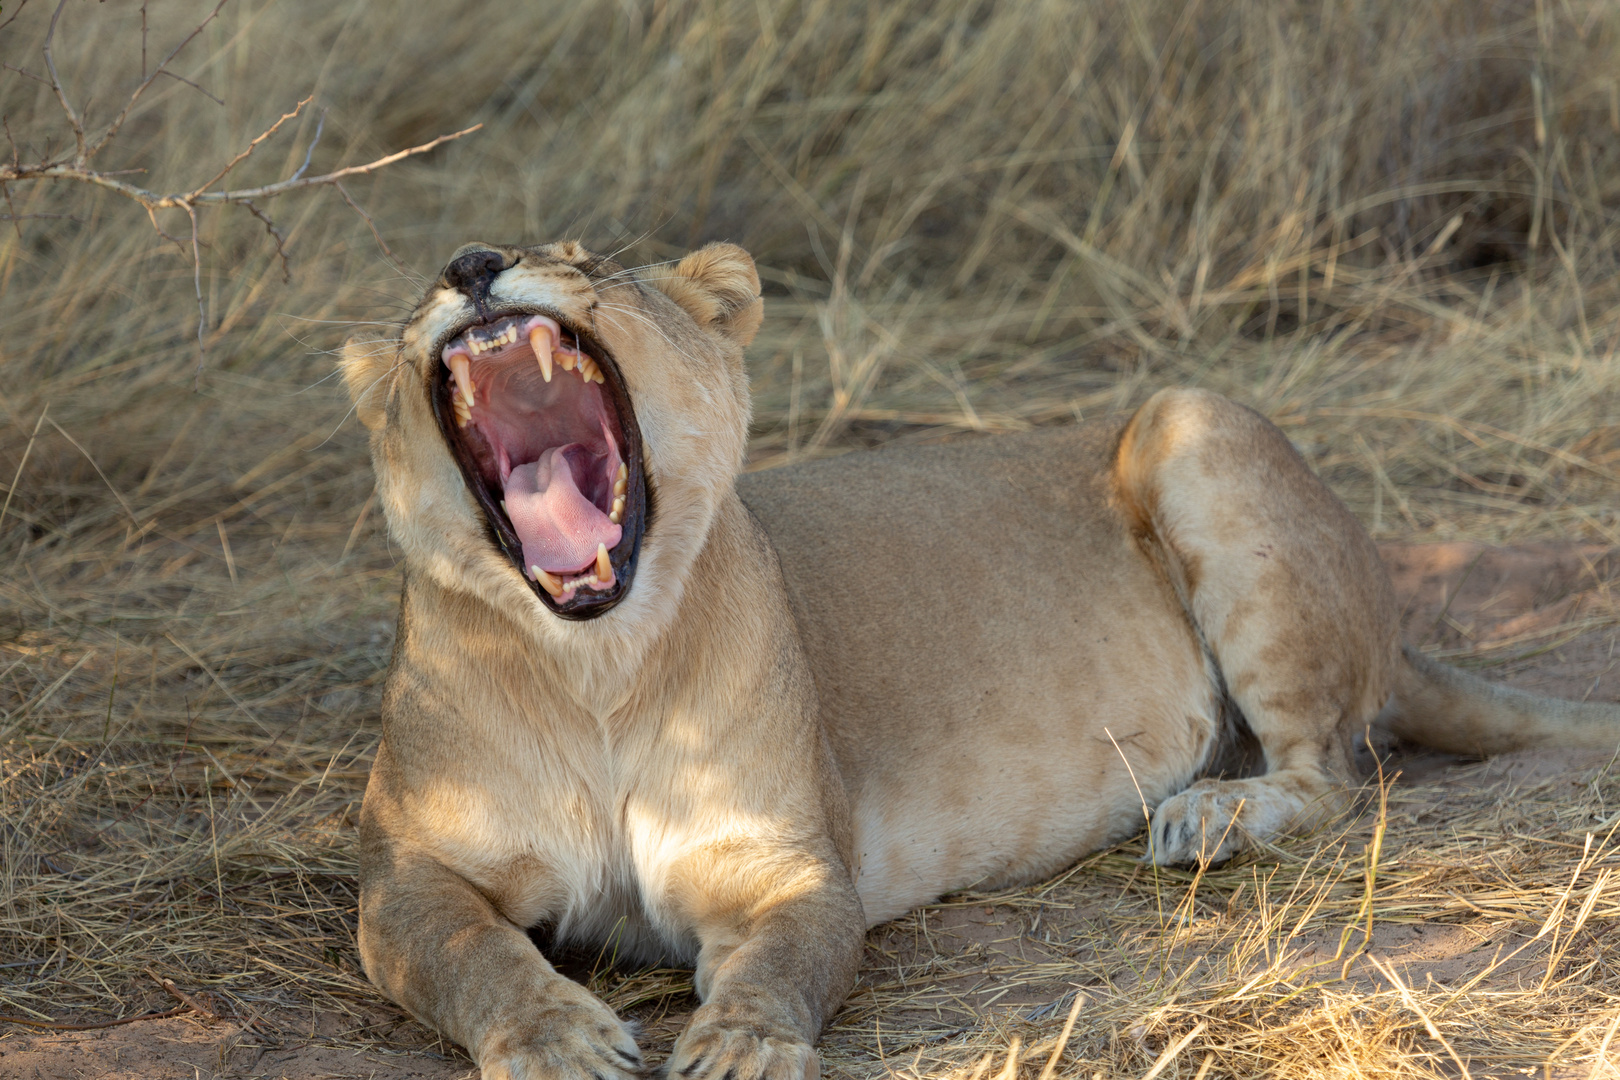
[595,543,613,586]
[531,327,553,382]
[449,355,475,408]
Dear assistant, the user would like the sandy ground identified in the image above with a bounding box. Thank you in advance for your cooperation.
[2,541,1617,1080]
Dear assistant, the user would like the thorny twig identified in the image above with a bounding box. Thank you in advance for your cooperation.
[1,0,482,378]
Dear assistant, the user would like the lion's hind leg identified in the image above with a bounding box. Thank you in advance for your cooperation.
[1114,388,1401,865]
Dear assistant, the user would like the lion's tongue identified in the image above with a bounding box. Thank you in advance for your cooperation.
[503,445,622,574]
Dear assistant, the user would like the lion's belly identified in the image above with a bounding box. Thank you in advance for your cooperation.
[738,424,1220,925]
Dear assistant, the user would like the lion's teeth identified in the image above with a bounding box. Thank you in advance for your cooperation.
[617,463,627,482]
[595,543,613,585]
[613,477,627,497]
[530,328,553,382]
[449,355,475,409]
[532,565,563,598]
[560,350,577,373]
[610,496,625,523]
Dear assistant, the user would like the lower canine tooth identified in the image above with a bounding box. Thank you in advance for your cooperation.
[595,543,613,586]
[532,565,563,598]
[531,328,553,382]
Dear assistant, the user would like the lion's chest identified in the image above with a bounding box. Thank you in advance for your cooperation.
[405,730,698,966]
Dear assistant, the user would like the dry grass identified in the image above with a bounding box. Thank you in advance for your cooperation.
[3,0,1620,1076]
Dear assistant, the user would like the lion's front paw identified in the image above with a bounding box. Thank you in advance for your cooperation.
[1148,780,1248,866]
[477,980,643,1080]
[667,1017,817,1080]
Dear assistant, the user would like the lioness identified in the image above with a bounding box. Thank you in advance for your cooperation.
[340,240,1620,1080]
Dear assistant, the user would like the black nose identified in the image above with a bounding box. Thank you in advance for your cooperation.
[443,246,509,303]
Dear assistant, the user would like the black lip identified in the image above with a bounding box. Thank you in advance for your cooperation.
[430,307,647,621]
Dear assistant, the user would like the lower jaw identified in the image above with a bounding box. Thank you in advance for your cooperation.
[528,542,616,603]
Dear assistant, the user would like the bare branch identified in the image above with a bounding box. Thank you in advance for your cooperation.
[2,63,50,87]
[155,69,225,108]
[291,109,326,181]
[2,182,20,241]
[0,124,484,205]
[186,203,206,382]
[42,0,87,165]
[241,199,290,282]
[192,97,313,197]
[335,180,411,280]
[0,0,33,37]
[3,0,482,373]
[143,204,188,257]
[87,0,231,161]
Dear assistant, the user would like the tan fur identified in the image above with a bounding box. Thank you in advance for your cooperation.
[342,241,1620,1080]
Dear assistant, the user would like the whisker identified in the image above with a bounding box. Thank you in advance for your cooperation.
[596,303,687,354]
[312,356,407,448]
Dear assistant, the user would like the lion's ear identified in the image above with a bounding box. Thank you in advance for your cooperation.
[340,335,395,431]
[645,242,764,347]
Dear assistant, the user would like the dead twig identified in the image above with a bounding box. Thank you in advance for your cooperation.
[146,967,220,1020]
[1,0,480,372]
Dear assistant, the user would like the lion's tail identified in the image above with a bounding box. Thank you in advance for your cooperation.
[1382,645,1620,756]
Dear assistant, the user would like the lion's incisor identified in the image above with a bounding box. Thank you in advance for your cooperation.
[342,240,1620,1080]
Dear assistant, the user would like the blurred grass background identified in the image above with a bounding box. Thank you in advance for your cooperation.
[3,0,1620,1075]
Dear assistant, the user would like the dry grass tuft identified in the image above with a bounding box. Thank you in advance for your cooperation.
[4,0,1620,1076]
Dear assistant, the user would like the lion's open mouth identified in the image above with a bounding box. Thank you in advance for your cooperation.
[432,312,645,619]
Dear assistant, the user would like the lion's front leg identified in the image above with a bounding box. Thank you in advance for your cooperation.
[358,833,642,1080]
[665,849,864,1080]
